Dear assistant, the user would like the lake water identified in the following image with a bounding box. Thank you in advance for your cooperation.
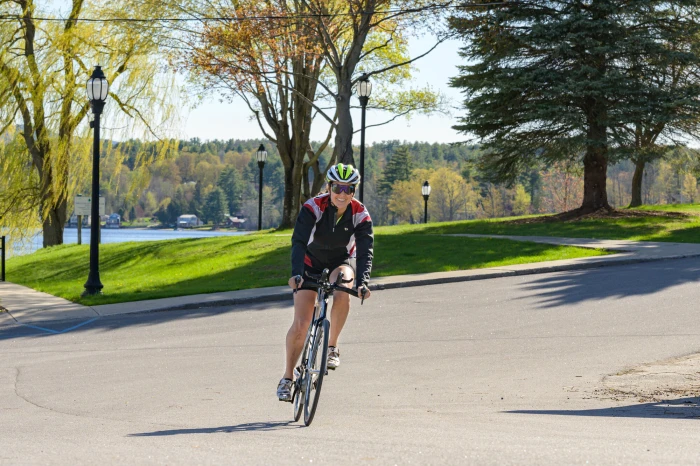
[7,228,250,257]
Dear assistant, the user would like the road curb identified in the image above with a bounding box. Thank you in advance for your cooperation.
[120,252,700,316]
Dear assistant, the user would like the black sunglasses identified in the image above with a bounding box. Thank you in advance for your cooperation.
[330,184,356,195]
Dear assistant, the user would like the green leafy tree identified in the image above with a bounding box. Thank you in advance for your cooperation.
[511,185,532,216]
[607,4,700,207]
[387,180,422,224]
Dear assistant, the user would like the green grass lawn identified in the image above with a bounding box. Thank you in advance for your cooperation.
[6,230,608,305]
[634,203,700,214]
[9,203,698,306]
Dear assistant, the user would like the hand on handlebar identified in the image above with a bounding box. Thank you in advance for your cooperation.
[289,275,303,293]
[358,284,371,304]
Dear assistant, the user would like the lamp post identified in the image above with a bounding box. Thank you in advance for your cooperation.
[422,180,431,224]
[256,144,267,230]
[356,73,372,203]
[83,66,109,296]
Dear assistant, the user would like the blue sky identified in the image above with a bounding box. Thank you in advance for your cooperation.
[183,39,469,144]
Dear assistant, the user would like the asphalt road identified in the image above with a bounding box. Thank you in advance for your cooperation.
[2,258,700,465]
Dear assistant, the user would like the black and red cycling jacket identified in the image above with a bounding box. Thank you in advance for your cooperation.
[291,193,374,287]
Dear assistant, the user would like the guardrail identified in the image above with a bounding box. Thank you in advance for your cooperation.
[1,236,5,281]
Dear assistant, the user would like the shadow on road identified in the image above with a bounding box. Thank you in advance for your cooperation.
[0,299,287,341]
[128,420,302,436]
[522,258,700,309]
[507,397,700,419]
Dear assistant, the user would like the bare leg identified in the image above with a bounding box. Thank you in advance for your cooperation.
[284,289,316,379]
[329,265,355,347]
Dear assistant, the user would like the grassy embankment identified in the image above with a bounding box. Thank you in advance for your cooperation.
[6,203,698,306]
[8,230,609,306]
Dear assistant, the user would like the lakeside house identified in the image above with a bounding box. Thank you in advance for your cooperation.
[177,214,201,228]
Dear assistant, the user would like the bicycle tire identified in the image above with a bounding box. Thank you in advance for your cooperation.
[292,330,313,422]
[303,318,329,426]
[292,377,304,421]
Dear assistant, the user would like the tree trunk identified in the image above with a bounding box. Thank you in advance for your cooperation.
[42,197,67,247]
[333,83,355,166]
[579,112,611,212]
[308,160,326,197]
[629,157,645,207]
[280,160,306,230]
[280,166,296,230]
[581,147,610,212]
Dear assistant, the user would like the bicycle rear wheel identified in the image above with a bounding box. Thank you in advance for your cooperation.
[303,318,329,426]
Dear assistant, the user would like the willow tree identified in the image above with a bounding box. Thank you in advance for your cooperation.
[450,0,700,214]
[0,0,177,248]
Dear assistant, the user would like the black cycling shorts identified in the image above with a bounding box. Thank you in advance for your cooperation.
[299,258,356,291]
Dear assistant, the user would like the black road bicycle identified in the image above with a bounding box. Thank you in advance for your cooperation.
[290,269,364,426]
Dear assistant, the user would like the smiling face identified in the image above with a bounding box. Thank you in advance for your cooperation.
[329,182,355,212]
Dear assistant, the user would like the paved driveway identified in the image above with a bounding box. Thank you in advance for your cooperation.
[1,258,700,464]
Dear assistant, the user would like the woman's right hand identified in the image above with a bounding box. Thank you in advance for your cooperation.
[288,275,303,290]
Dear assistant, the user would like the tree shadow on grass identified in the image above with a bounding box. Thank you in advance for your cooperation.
[520,257,700,309]
[415,217,700,243]
[507,397,700,419]
[128,420,302,436]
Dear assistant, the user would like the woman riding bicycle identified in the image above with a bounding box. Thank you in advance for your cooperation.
[277,163,374,401]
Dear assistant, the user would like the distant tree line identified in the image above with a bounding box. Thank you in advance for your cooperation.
[91,138,700,230]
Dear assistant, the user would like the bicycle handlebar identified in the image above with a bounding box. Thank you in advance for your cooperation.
[295,269,367,304]
[301,280,360,298]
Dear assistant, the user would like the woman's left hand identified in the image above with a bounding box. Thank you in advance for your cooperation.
[358,285,371,300]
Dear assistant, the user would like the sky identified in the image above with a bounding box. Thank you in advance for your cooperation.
[182,39,469,145]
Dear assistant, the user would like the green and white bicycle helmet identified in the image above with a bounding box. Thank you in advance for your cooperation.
[326,163,361,185]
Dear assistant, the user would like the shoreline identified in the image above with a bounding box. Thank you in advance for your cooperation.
[64,225,249,233]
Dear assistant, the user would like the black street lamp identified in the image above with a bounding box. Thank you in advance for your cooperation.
[83,66,109,296]
[422,181,431,224]
[256,144,267,230]
[356,73,372,203]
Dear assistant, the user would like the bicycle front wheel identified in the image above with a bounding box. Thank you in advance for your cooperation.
[303,318,329,426]
[293,332,313,423]
[292,374,304,422]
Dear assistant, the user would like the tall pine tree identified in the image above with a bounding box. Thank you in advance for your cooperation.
[378,147,414,196]
[450,0,700,214]
[217,166,243,215]
[203,187,228,226]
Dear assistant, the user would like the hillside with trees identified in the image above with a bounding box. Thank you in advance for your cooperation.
[91,138,700,230]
